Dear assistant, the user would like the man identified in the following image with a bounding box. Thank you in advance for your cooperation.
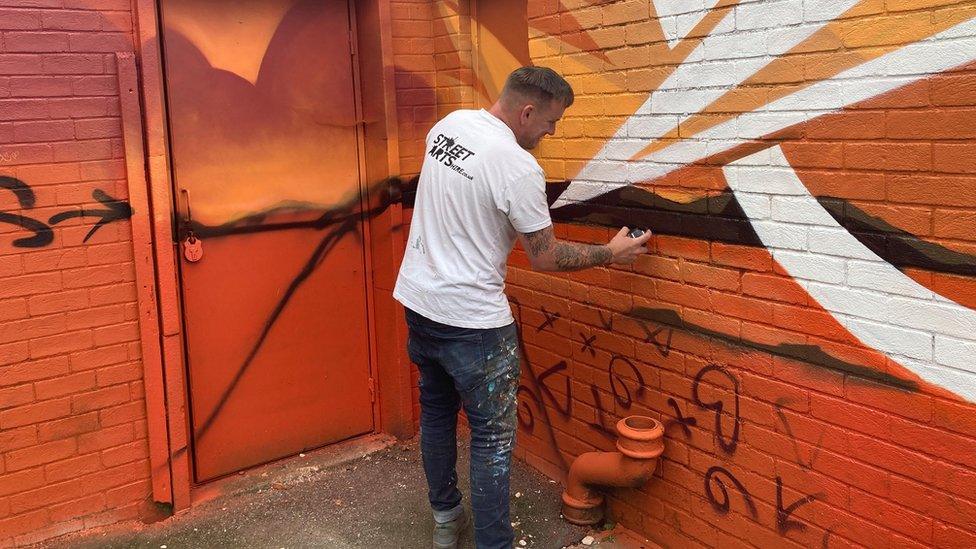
[394,66,652,549]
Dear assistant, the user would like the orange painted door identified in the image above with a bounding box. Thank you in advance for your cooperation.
[160,0,374,482]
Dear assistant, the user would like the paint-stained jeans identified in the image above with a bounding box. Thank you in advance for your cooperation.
[405,308,521,549]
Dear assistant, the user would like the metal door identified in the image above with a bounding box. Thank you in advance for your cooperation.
[160,0,374,482]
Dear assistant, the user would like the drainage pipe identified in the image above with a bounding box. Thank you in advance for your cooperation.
[560,415,665,525]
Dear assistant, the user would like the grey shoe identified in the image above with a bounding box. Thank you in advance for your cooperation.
[432,509,470,549]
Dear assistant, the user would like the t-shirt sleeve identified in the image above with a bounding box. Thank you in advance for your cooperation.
[498,170,552,233]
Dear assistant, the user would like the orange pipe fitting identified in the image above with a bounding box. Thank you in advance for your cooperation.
[561,416,665,525]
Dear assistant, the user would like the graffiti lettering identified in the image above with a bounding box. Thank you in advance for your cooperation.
[704,466,758,520]
[776,477,823,536]
[579,331,597,357]
[639,321,673,357]
[692,364,741,455]
[597,310,613,331]
[537,360,571,417]
[665,397,696,439]
[775,399,824,470]
[608,354,645,409]
[537,306,560,332]
[0,176,132,248]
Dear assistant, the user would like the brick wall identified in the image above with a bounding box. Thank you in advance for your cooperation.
[0,2,153,546]
[503,1,976,547]
[388,2,976,544]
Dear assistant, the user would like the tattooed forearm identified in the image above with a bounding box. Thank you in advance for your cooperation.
[523,227,551,258]
[553,241,611,271]
[519,225,611,272]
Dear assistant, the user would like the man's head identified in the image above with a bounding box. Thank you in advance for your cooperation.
[490,66,574,150]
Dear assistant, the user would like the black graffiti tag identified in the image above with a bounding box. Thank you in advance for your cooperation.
[537,360,572,417]
[665,397,697,438]
[692,364,741,455]
[704,466,758,520]
[1,176,132,248]
[776,476,823,536]
[608,354,645,409]
[537,306,560,332]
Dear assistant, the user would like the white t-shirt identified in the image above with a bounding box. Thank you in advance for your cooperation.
[394,109,552,329]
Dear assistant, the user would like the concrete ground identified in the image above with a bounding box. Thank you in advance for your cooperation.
[41,434,642,549]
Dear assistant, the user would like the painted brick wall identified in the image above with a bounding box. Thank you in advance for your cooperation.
[387,0,976,547]
[501,1,976,548]
[0,2,153,546]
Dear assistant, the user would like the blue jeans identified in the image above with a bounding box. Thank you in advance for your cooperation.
[405,308,521,549]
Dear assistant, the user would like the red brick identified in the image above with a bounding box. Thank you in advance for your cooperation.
[844,379,932,422]
[0,9,42,30]
[74,117,120,139]
[4,32,69,53]
[34,371,96,400]
[0,425,36,454]
[95,361,141,387]
[850,488,933,543]
[0,341,29,366]
[3,272,61,298]
[710,242,772,271]
[27,288,88,315]
[93,321,139,346]
[43,452,101,485]
[36,411,98,443]
[47,96,109,117]
[28,329,93,358]
[48,493,105,523]
[0,356,69,387]
[62,264,128,289]
[680,261,740,291]
[70,384,128,413]
[657,236,710,262]
[41,53,103,74]
[887,109,976,139]
[0,314,66,345]
[741,272,808,304]
[12,119,74,142]
[5,438,75,471]
[41,10,100,31]
[709,291,773,323]
[0,508,47,540]
[0,385,33,411]
[99,400,145,427]
[8,475,86,514]
[9,76,71,97]
[65,304,126,331]
[76,423,132,454]
[101,439,147,467]
[0,397,70,429]
[52,138,112,162]
[70,343,127,371]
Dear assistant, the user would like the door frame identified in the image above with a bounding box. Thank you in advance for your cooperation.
[129,0,409,510]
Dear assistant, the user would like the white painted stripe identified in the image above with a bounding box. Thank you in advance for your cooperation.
[560,0,862,204]
[552,15,976,209]
[651,0,722,49]
[724,146,976,402]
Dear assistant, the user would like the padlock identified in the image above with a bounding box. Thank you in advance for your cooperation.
[183,233,204,262]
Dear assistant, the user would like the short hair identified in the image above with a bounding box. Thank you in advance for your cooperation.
[501,66,574,108]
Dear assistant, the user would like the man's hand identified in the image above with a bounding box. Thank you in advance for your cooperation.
[607,226,652,265]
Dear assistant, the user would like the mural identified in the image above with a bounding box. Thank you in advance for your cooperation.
[395,0,976,546]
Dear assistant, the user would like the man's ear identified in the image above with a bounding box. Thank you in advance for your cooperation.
[519,103,534,124]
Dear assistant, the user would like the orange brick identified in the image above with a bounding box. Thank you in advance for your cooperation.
[43,454,99,488]
[34,371,96,401]
[28,329,92,358]
[100,440,147,468]
[71,385,129,414]
[36,412,98,443]
[0,385,34,412]
[5,439,75,472]
[76,423,132,454]
[69,343,127,371]
[0,425,38,454]
[27,288,88,315]
[0,397,70,430]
